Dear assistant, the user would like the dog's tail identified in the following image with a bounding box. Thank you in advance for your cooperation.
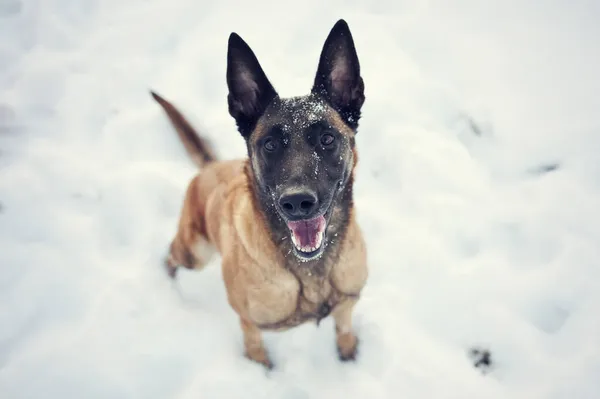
[150,90,217,168]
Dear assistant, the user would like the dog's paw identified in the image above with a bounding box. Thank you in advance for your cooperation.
[164,255,178,279]
[248,356,273,370]
[337,333,359,362]
[338,347,357,362]
[262,358,274,370]
[245,347,274,370]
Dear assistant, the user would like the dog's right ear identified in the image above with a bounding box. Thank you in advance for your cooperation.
[227,33,278,138]
[311,20,364,130]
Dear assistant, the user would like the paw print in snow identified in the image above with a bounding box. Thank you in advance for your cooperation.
[469,347,493,374]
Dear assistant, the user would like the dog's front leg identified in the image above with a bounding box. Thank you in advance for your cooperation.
[332,297,360,361]
[240,317,273,369]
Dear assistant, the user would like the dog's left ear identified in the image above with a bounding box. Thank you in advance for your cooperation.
[312,19,365,130]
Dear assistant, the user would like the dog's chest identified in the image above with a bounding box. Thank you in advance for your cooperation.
[296,272,333,315]
[246,266,337,330]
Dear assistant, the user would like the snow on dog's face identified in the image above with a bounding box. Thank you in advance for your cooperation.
[226,20,364,261]
[250,96,355,260]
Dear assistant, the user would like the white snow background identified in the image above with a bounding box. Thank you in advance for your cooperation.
[1,0,600,398]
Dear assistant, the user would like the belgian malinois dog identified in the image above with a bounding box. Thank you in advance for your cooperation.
[150,19,368,369]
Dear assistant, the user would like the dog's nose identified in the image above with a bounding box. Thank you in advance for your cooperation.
[279,191,319,219]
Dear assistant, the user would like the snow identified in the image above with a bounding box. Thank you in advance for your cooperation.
[1,0,600,398]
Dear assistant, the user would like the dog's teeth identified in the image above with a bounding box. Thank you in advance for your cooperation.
[290,228,326,254]
[316,231,323,247]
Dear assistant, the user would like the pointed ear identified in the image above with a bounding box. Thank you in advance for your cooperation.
[312,20,365,130]
[227,33,278,138]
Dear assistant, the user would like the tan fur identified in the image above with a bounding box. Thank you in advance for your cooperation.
[154,95,368,368]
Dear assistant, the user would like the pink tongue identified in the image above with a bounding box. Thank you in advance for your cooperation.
[287,215,326,249]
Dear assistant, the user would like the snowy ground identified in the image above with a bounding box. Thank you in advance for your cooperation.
[1,0,600,398]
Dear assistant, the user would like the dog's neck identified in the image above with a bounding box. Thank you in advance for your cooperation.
[243,161,354,277]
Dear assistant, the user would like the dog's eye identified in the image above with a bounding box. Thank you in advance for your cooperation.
[320,133,335,147]
[264,138,278,152]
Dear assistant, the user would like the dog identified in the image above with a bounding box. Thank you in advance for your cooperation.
[150,19,368,369]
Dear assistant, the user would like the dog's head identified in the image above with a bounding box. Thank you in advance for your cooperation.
[226,20,365,261]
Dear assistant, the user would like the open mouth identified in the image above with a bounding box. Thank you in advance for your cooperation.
[287,215,327,259]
